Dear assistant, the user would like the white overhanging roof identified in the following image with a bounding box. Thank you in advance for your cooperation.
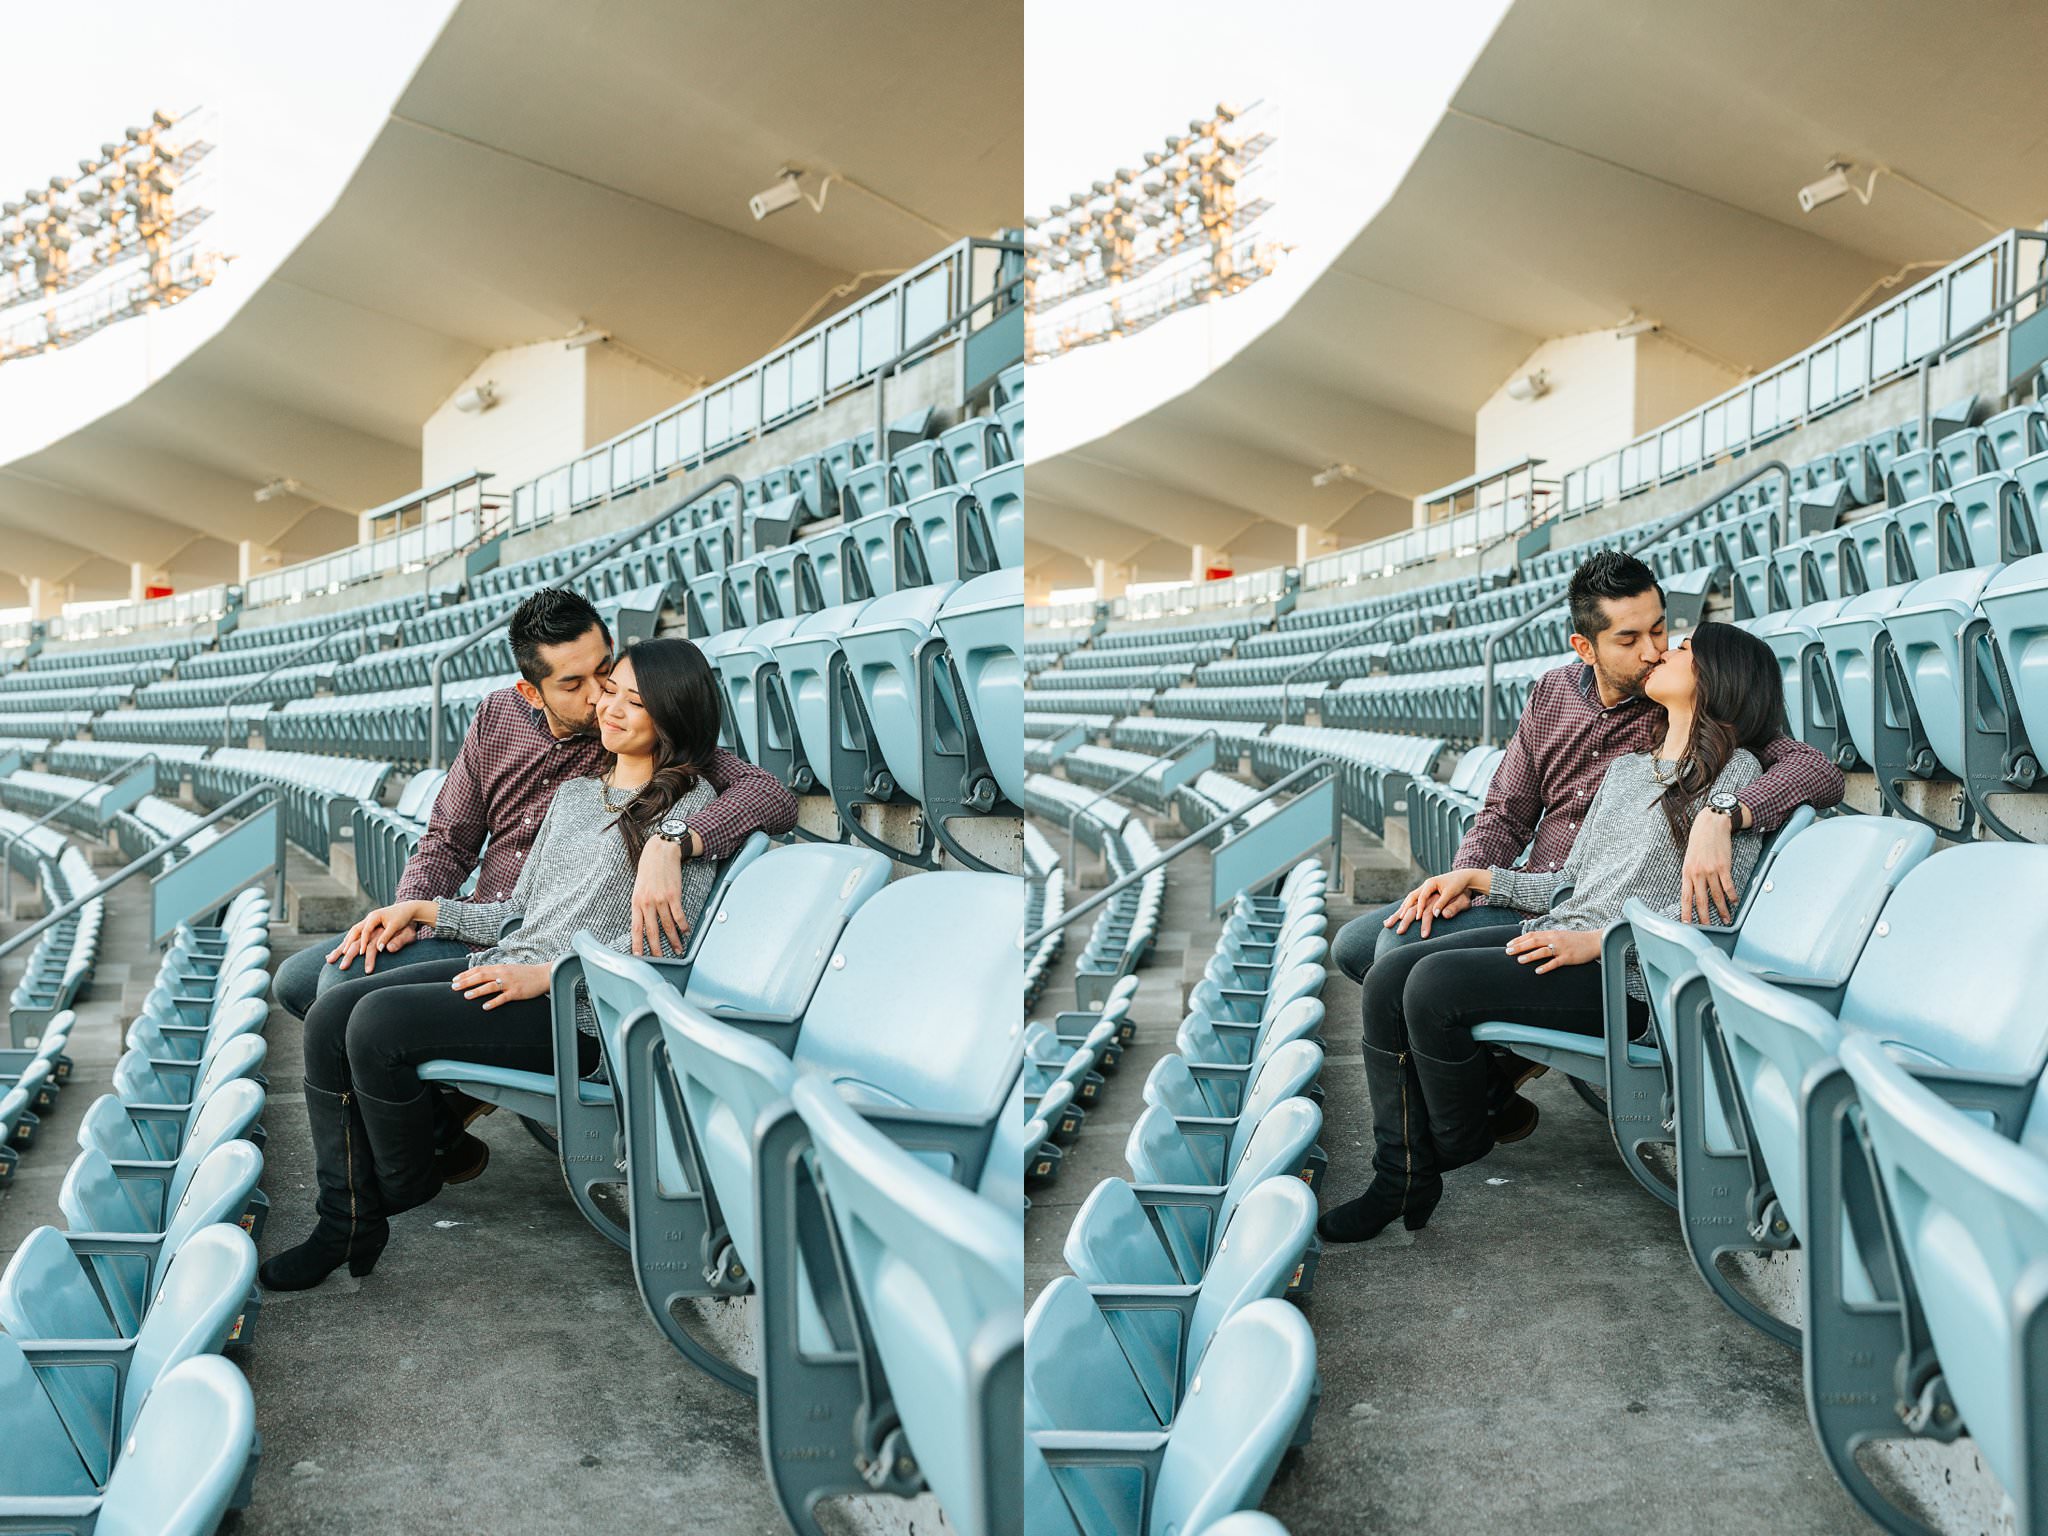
[1024,0,2048,592]
[0,0,1020,604]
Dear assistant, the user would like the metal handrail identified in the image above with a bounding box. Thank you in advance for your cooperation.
[0,783,277,963]
[0,752,160,910]
[427,474,743,769]
[219,627,367,749]
[873,265,1027,468]
[1914,270,2048,446]
[1477,458,1794,747]
[1022,757,1337,950]
[1062,728,1220,873]
[1277,615,1402,724]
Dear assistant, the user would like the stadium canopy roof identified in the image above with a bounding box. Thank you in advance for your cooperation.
[1026,0,2048,592]
[0,0,1020,605]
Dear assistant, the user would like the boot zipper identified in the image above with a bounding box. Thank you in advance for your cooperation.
[339,1089,356,1261]
[1397,1051,1412,1211]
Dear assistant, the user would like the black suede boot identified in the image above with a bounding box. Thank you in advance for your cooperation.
[258,1084,388,1291]
[1318,1042,1443,1243]
[1413,1039,1503,1173]
[355,1084,447,1216]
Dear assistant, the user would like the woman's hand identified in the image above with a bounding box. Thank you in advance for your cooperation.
[1505,928,1602,974]
[328,900,436,973]
[451,962,553,1011]
[1384,868,1493,937]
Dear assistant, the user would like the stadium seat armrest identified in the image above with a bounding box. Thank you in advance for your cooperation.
[1032,1428,1170,1469]
[1878,1060,2039,1137]
[115,1102,193,1128]
[843,1102,1001,1189]
[1082,1281,1201,1334]
[59,1231,165,1258]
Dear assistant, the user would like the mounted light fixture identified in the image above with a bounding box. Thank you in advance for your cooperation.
[749,168,804,221]
[1799,161,1859,214]
[563,325,609,351]
[253,477,303,503]
[1614,313,1659,339]
[1310,463,1377,490]
[1505,370,1550,402]
[453,382,498,413]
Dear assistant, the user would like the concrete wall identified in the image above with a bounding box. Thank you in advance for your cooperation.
[584,345,690,446]
[1633,331,1742,433]
[1474,330,1640,484]
[421,342,589,490]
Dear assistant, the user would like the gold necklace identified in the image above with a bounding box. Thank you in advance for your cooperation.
[600,770,640,813]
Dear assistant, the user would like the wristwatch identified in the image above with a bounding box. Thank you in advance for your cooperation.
[1706,792,1741,821]
[657,821,691,850]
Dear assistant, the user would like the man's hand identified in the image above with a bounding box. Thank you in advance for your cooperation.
[451,962,553,1011]
[1505,928,1601,973]
[631,835,693,957]
[1680,807,1739,925]
[1384,868,1492,939]
[327,901,431,974]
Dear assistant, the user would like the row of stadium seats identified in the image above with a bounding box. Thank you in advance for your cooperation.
[1027,856,1331,1536]
[0,887,271,1528]
[0,809,101,1061]
[1023,822,1066,1012]
[1021,774,1163,1010]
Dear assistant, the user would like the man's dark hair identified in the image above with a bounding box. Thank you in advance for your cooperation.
[508,587,611,684]
[1567,549,1662,641]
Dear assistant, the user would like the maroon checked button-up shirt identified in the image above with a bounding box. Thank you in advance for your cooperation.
[397,687,799,932]
[1455,661,1844,907]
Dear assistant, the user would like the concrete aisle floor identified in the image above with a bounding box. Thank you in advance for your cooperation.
[1023,808,1881,1536]
[0,885,795,1535]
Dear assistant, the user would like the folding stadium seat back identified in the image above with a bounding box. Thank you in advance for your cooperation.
[1935,426,1995,488]
[840,462,903,520]
[1034,1300,1316,1536]
[938,417,1010,483]
[1947,470,2040,568]
[770,600,874,795]
[1816,584,1923,769]
[1983,403,2048,470]
[836,581,956,807]
[748,491,811,554]
[1885,449,1948,509]
[997,396,1025,460]
[786,453,839,523]
[933,569,1026,813]
[1877,565,2007,796]
[1979,553,2048,757]
[781,1075,1023,1536]
[1834,1031,2048,1532]
[890,440,955,500]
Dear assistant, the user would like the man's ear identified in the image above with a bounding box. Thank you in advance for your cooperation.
[1567,632,1595,667]
[514,677,544,711]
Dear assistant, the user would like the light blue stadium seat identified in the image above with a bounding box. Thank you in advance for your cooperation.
[840,461,905,520]
[1066,1097,1324,1301]
[769,599,871,802]
[1815,583,1922,771]
[83,1038,267,1164]
[647,873,1019,1524]
[0,1352,256,1536]
[1947,471,2039,568]
[1836,1031,2048,1536]
[1935,424,1996,488]
[1026,1181,1316,1444]
[1623,816,1929,1338]
[61,1079,266,1245]
[1983,403,2048,469]
[1726,843,2048,1532]
[5,1139,263,1341]
[840,506,925,599]
[1886,448,1949,509]
[1979,553,2048,787]
[592,844,891,1385]
[938,417,1009,482]
[970,463,1024,570]
[0,1222,255,1491]
[1029,1299,1316,1536]
[935,568,1027,815]
[779,1075,1023,1536]
[904,487,998,583]
[1877,564,2034,836]
[1177,965,1326,1067]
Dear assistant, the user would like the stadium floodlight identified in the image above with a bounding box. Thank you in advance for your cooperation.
[748,170,804,221]
[1799,162,1854,213]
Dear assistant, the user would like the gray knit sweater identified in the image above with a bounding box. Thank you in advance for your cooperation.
[433,775,718,1030]
[1486,750,1763,1000]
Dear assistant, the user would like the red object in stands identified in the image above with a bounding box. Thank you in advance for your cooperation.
[1203,566,1233,582]
[144,584,174,600]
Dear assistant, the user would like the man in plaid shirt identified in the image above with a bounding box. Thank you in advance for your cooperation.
[274,587,798,1021]
[1331,550,1843,983]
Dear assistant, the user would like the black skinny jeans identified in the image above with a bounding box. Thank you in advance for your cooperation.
[1359,925,1645,1179]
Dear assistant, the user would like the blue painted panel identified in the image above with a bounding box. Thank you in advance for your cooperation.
[1211,775,1337,914]
[151,803,281,943]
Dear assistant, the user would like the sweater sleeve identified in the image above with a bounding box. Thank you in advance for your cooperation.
[1660,752,1767,921]
[433,785,555,945]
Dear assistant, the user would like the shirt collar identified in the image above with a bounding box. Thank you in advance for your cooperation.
[1574,661,1653,717]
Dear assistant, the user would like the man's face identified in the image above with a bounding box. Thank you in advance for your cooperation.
[1571,590,1667,700]
[516,626,613,738]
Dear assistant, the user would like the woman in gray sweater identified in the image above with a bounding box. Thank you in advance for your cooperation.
[1320,622,1784,1244]
[262,639,724,1291]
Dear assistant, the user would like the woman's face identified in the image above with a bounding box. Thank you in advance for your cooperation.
[597,654,658,757]
[1642,633,1697,711]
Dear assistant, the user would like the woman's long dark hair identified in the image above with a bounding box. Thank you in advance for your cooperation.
[607,637,724,864]
[1657,621,1787,847]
